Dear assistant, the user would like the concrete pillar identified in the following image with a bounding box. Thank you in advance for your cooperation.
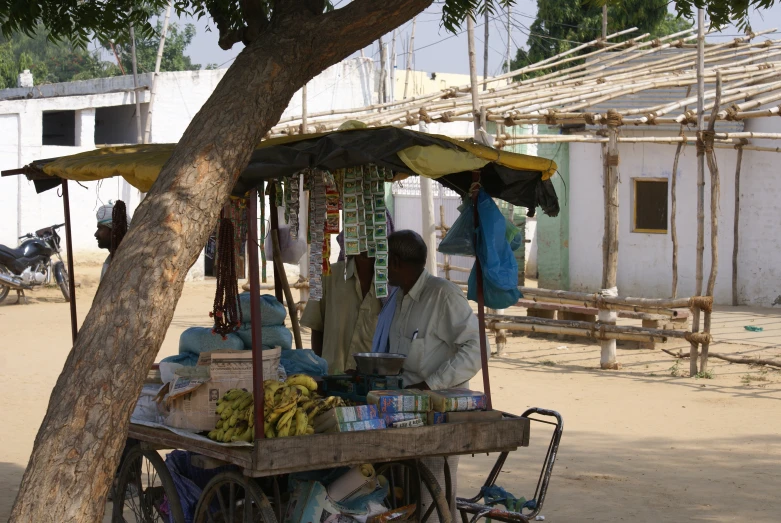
[76,108,96,148]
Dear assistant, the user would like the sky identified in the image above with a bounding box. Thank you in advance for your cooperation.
[168,1,781,77]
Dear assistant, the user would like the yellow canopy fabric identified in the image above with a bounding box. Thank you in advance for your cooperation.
[41,128,556,193]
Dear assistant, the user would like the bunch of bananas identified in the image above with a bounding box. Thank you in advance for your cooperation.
[207,374,346,442]
[264,374,346,438]
[207,388,256,443]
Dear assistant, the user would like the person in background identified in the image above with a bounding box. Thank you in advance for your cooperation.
[301,211,395,374]
[95,200,129,282]
[300,250,381,373]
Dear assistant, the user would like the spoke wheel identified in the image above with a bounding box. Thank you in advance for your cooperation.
[0,265,11,303]
[375,460,451,523]
[112,446,185,523]
[194,471,277,523]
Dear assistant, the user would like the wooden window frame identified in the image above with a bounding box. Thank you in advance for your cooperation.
[632,177,668,234]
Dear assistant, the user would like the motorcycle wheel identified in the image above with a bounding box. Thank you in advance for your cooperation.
[54,262,71,302]
[0,265,9,304]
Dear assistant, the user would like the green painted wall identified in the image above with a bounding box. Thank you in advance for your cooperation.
[534,125,570,290]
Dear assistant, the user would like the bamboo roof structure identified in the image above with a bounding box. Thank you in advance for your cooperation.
[269,26,781,147]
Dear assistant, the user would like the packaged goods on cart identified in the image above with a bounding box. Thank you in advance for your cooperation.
[424,388,487,412]
[381,412,426,428]
[327,419,387,433]
[366,390,430,414]
[314,405,379,433]
[427,412,447,425]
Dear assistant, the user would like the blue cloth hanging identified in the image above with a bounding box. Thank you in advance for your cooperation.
[371,286,400,353]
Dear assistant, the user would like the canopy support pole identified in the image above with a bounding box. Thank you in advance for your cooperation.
[62,180,77,343]
[471,171,492,409]
[269,183,284,304]
[248,189,265,441]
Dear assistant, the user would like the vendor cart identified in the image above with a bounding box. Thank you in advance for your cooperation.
[4,127,564,523]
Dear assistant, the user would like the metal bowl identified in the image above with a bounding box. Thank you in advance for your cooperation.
[353,353,406,376]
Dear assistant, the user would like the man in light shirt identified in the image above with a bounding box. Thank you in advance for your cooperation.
[300,251,382,373]
[384,229,482,522]
[386,230,482,390]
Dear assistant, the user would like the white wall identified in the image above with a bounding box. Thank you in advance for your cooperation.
[0,58,376,263]
[568,124,781,307]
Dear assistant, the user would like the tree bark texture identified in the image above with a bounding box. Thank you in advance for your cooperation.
[9,1,432,521]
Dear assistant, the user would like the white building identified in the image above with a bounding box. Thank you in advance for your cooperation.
[0,58,376,264]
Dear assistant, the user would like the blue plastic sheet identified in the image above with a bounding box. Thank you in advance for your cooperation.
[160,352,200,367]
[238,293,287,326]
[178,327,244,356]
[467,189,522,309]
[235,324,292,351]
[280,349,329,376]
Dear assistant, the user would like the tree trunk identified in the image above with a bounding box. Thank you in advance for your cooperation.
[9,1,432,521]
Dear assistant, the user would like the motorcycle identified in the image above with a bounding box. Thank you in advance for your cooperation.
[0,223,70,303]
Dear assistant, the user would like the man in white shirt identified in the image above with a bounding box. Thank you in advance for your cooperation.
[386,230,482,390]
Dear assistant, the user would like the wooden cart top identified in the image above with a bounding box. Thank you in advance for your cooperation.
[130,415,529,477]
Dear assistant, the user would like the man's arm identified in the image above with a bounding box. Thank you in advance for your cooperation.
[425,292,482,391]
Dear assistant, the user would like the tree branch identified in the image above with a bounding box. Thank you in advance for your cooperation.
[240,0,270,43]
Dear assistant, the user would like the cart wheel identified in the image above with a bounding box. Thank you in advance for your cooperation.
[375,460,451,523]
[112,446,185,523]
[193,471,277,523]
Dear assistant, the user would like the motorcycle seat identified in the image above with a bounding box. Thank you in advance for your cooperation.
[0,244,26,260]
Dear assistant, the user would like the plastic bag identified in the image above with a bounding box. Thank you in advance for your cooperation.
[178,327,244,356]
[467,189,522,309]
[238,293,287,326]
[280,348,329,376]
[440,202,523,255]
[160,351,201,367]
[265,222,307,264]
[438,202,475,256]
[235,324,293,351]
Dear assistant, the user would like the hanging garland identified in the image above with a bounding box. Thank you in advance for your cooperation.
[211,218,242,338]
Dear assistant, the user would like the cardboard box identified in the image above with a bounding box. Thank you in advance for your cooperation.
[326,419,387,433]
[427,412,446,425]
[314,405,379,433]
[366,390,430,414]
[425,388,487,412]
[162,349,280,432]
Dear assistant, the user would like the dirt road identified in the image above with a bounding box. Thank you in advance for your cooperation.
[1,266,779,522]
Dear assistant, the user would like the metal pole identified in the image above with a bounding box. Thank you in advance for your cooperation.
[129,24,143,144]
[247,189,265,441]
[691,9,706,376]
[143,0,174,144]
[471,171,492,409]
[62,180,78,343]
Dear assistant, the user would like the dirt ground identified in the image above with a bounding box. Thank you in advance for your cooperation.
[1,263,780,522]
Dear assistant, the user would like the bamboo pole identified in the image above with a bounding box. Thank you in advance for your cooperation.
[379,36,387,104]
[483,9,489,90]
[505,3,511,75]
[403,17,417,99]
[662,348,781,369]
[129,24,143,145]
[672,85,691,299]
[700,71,723,373]
[271,230,303,351]
[467,13,481,134]
[600,111,621,369]
[691,8,706,377]
[732,146,743,305]
[485,315,711,344]
[390,29,397,101]
[602,5,608,40]
[143,0,174,144]
[517,286,710,314]
[439,205,452,281]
